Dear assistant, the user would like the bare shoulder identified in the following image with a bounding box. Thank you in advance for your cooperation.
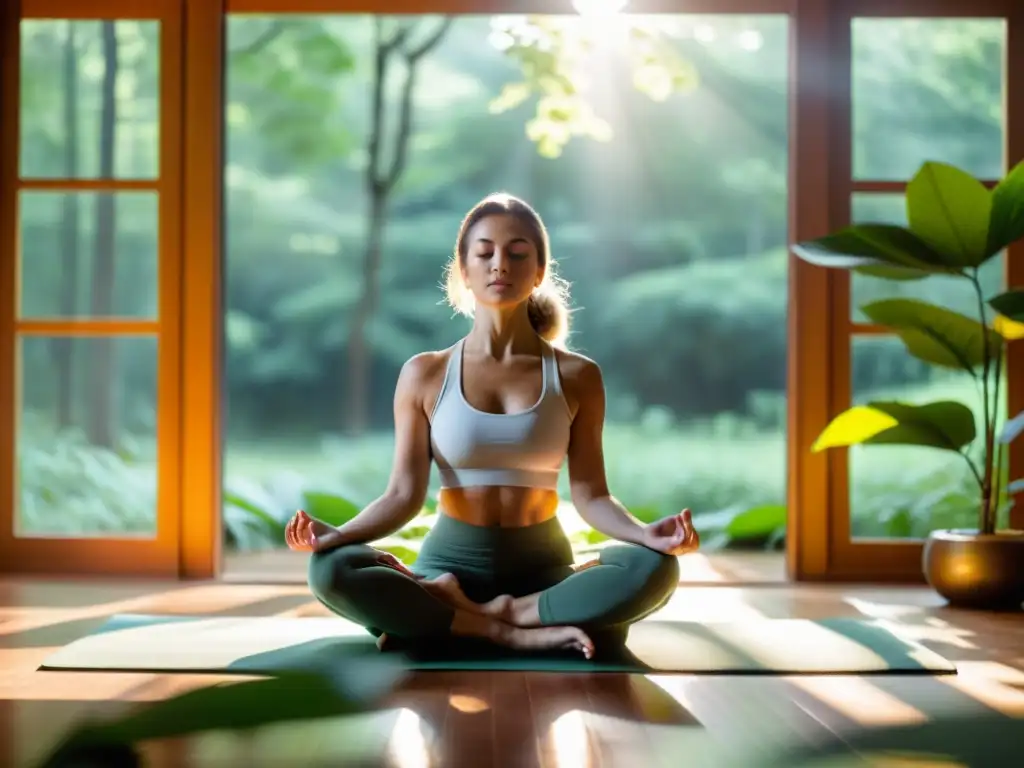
[400,348,452,384]
[396,346,457,413]
[553,348,604,413]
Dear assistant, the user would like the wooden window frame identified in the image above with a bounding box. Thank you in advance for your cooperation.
[0,0,186,576]
[792,0,1024,582]
[1,0,1020,580]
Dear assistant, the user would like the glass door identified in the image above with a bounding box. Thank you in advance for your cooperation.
[0,0,183,576]
[824,0,1013,579]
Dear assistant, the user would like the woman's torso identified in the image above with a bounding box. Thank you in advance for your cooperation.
[422,338,576,528]
[438,486,559,528]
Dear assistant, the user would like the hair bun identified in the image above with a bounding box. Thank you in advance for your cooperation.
[527,286,569,346]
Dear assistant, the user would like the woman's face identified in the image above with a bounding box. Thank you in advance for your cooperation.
[461,214,544,309]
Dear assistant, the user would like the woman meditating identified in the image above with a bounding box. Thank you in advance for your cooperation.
[285,193,700,659]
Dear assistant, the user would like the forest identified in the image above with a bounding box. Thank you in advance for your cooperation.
[14,13,1009,555]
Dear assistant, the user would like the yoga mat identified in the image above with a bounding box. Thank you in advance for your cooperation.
[40,613,956,675]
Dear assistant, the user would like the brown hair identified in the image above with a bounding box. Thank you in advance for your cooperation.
[444,193,572,347]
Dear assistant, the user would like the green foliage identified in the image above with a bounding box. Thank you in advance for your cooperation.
[859,298,1002,371]
[19,428,156,536]
[223,470,786,557]
[490,16,697,157]
[227,18,355,169]
[852,454,1013,538]
[906,162,993,266]
[813,401,977,453]
[989,289,1024,321]
[791,223,954,279]
[694,504,787,550]
[224,471,435,562]
[39,657,406,768]
[795,160,1024,277]
[792,159,1024,534]
[987,157,1024,253]
[222,472,364,551]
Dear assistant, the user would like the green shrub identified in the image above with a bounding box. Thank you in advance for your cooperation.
[18,430,156,536]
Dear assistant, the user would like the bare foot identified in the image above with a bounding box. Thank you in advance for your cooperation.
[420,573,477,608]
[504,625,595,659]
[447,610,594,659]
[420,573,515,621]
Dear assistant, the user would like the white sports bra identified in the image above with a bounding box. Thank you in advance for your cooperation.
[429,339,572,491]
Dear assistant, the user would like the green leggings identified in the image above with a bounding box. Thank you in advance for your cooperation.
[307,514,679,640]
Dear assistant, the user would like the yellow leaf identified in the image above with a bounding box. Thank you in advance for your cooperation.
[811,406,899,452]
[994,314,1024,340]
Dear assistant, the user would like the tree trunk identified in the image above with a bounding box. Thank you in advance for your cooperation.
[344,191,387,434]
[86,22,118,450]
[54,23,80,430]
[341,18,452,435]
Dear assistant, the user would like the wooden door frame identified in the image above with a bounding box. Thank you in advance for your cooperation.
[178,0,226,579]
[786,0,841,581]
[0,0,185,576]
[790,0,1024,581]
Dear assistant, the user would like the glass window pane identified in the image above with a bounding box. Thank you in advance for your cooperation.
[18,191,159,319]
[19,20,160,180]
[850,193,1003,323]
[852,18,1004,181]
[220,14,791,567]
[849,335,1008,540]
[17,335,159,538]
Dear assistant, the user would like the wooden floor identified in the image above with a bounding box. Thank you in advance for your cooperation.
[1,571,1022,767]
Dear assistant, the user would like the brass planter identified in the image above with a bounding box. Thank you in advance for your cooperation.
[923,529,1024,610]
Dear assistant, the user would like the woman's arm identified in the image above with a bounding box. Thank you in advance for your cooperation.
[314,354,437,550]
[566,358,648,546]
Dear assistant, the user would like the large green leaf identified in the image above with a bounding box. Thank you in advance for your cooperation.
[812,401,977,453]
[791,223,954,277]
[222,477,289,529]
[376,541,421,565]
[906,161,993,267]
[987,158,1024,255]
[988,289,1024,322]
[854,263,934,281]
[223,494,283,532]
[860,298,1001,371]
[40,658,407,767]
[723,504,787,539]
[302,490,361,527]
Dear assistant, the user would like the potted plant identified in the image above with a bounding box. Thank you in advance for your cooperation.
[791,159,1024,609]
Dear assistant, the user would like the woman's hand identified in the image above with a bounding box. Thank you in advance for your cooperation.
[377,551,418,579]
[641,509,700,556]
[284,509,339,553]
[284,511,418,578]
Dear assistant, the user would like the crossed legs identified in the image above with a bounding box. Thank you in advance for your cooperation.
[308,542,679,657]
[307,544,595,656]
[424,543,679,631]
